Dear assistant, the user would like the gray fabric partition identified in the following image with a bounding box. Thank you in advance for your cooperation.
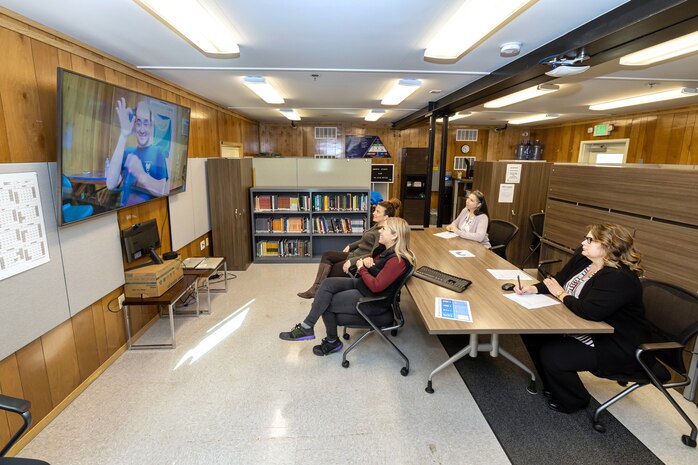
[168,157,210,251]
[0,163,125,360]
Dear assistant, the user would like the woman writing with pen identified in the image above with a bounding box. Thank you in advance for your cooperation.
[514,223,648,414]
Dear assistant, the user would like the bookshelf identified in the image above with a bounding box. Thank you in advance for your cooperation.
[251,187,370,263]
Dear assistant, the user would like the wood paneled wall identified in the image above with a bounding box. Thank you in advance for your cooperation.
[523,103,698,165]
[0,10,255,450]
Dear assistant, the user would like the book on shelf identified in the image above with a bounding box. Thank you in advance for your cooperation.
[255,217,271,232]
[277,196,291,210]
[271,218,284,232]
[255,195,272,210]
[286,217,305,233]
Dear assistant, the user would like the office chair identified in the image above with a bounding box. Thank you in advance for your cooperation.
[521,212,544,268]
[591,279,698,448]
[488,219,519,260]
[0,394,50,464]
[339,267,414,376]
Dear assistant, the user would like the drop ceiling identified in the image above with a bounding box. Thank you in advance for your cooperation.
[2,0,698,126]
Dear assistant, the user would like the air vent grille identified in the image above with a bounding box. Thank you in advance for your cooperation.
[314,127,338,139]
[456,129,478,141]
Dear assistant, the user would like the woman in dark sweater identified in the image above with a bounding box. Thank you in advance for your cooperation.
[515,223,647,413]
[281,217,416,356]
[297,198,401,299]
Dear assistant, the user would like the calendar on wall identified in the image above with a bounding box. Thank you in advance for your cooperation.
[0,172,50,281]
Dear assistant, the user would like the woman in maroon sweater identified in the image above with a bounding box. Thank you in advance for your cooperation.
[280,217,416,356]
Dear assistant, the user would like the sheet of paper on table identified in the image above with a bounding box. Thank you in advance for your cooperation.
[487,269,534,280]
[504,293,559,310]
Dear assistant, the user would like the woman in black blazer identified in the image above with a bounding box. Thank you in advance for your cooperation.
[515,223,647,413]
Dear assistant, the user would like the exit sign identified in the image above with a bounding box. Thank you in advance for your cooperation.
[593,124,613,136]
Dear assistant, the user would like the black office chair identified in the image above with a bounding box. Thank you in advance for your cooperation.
[488,219,519,260]
[521,212,544,268]
[0,394,50,464]
[591,279,698,448]
[339,267,414,376]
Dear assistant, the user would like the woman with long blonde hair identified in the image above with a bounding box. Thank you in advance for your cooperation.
[280,217,415,356]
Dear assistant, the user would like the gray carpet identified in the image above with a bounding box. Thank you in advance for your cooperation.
[438,334,664,465]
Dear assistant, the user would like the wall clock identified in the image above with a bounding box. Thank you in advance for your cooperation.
[460,144,470,154]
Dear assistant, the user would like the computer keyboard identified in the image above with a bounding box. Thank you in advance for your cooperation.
[414,266,471,293]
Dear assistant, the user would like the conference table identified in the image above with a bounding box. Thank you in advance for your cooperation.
[406,228,612,394]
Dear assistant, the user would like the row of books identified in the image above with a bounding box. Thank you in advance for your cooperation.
[253,194,369,213]
[312,193,368,212]
[254,195,311,211]
[255,217,307,233]
[313,217,365,234]
[256,239,310,257]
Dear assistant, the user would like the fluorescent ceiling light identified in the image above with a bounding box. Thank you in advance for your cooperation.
[589,87,698,111]
[508,113,560,125]
[436,112,472,122]
[620,31,698,66]
[134,0,240,57]
[484,84,559,109]
[242,76,284,104]
[381,79,422,105]
[365,110,386,122]
[279,108,301,121]
[424,0,537,60]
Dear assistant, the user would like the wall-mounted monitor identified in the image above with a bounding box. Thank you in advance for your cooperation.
[57,68,191,225]
[121,219,163,264]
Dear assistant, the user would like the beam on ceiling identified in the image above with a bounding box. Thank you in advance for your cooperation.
[392,0,698,130]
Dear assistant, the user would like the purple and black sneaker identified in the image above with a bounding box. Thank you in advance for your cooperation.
[279,323,315,341]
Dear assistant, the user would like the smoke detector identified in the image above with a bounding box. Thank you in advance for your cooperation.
[500,42,522,57]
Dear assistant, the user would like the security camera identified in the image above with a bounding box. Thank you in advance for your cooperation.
[291,121,297,128]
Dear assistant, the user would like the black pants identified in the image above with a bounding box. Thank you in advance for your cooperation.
[521,334,598,412]
[303,277,391,339]
[319,251,351,277]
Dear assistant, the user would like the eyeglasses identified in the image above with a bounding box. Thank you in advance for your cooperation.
[583,236,594,244]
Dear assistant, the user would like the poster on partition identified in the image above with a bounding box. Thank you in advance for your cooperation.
[345,135,391,158]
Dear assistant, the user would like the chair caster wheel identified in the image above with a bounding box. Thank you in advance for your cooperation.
[401,367,408,377]
[425,380,434,394]
[343,333,350,340]
[342,360,350,368]
[593,423,606,433]
[681,435,696,447]
[526,380,537,395]
[391,329,398,337]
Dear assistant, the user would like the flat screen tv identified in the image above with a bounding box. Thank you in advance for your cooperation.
[57,68,191,225]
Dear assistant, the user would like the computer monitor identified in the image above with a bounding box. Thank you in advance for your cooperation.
[121,219,163,264]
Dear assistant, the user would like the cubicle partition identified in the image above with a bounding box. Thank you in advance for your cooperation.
[0,163,125,361]
[539,163,698,294]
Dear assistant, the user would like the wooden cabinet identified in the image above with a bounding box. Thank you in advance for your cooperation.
[473,160,552,267]
[250,188,370,263]
[207,158,253,270]
[400,148,429,226]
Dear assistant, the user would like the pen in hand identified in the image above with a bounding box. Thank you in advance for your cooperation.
[517,275,522,291]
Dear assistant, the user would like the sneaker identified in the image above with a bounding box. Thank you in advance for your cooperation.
[279,323,315,341]
[312,337,343,356]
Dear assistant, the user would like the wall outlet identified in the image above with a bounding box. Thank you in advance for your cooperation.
[200,240,206,250]
[117,293,125,309]
[205,237,209,247]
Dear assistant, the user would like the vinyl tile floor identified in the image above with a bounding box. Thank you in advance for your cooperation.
[19,264,698,465]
